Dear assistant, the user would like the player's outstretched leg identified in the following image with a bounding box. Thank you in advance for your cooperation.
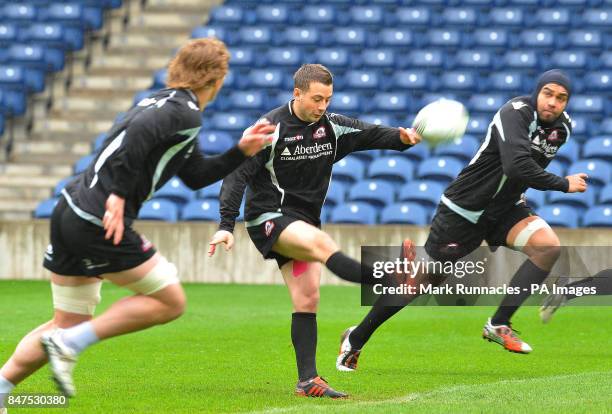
[337,239,417,372]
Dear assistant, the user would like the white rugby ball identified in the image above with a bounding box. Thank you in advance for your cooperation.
[412,99,469,146]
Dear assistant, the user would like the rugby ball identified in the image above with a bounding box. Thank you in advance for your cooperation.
[412,99,469,146]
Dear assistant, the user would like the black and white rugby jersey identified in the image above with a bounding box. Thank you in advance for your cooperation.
[218,100,412,232]
[443,95,572,223]
[63,88,246,226]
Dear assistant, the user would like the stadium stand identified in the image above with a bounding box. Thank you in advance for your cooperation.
[16,0,612,227]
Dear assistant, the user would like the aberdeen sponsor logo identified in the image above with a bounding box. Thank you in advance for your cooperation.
[280,142,333,161]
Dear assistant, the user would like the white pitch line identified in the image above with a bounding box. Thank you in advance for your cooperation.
[244,371,611,414]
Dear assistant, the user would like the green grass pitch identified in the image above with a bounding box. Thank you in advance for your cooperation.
[1,280,611,413]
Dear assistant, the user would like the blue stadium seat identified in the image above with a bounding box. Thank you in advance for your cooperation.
[555,138,580,166]
[582,8,612,27]
[325,181,346,207]
[600,52,612,69]
[583,136,612,160]
[584,72,612,91]
[284,27,321,46]
[489,72,524,91]
[199,130,234,154]
[599,183,612,204]
[182,200,220,221]
[525,188,546,210]
[228,47,257,67]
[567,30,603,49]
[547,159,565,177]
[332,28,368,47]
[569,115,593,138]
[472,29,511,49]
[536,205,579,228]
[360,114,394,127]
[368,156,414,184]
[333,155,366,184]
[405,50,446,69]
[209,112,251,132]
[601,119,612,134]
[424,29,463,48]
[0,88,27,117]
[520,30,556,49]
[228,90,266,110]
[466,115,490,135]
[533,9,571,26]
[74,154,94,174]
[2,4,38,23]
[417,156,464,183]
[302,5,337,25]
[453,50,495,70]
[361,49,396,68]
[197,181,222,201]
[0,113,4,137]
[351,149,384,163]
[419,93,460,107]
[238,26,272,45]
[568,159,612,187]
[549,50,590,70]
[391,70,433,91]
[45,3,87,30]
[191,26,234,45]
[345,70,381,90]
[255,5,289,24]
[434,135,479,161]
[489,8,525,26]
[370,93,410,113]
[313,48,350,69]
[440,71,478,91]
[380,202,429,225]
[582,206,612,227]
[441,7,479,27]
[467,94,507,115]
[569,95,606,114]
[330,202,377,224]
[266,48,303,68]
[269,90,293,108]
[395,7,433,27]
[329,92,362,113]
[154,178,194,204]
[33,198,59,219]
[210,5,245,25]
[503,50,539,70]
[548,189,596,210]
[378,29,415,48]
[246,69,285,89]
[8,44,61,75]
[0,23,18,47]
[138,200,178,222]
[398,180,445,208]
[151,69,167,89]
[349,6,384,25]
[389,142,430,163]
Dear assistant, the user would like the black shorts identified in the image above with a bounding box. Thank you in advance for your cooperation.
[247,214,318,269]
[43,197,157,277]
[425,202,534,263]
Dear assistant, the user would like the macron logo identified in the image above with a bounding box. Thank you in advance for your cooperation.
[512,102,528,110]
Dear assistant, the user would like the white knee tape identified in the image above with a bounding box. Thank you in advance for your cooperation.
[513,218,551,250]
[124,257,179,296]
[52,280,102,316]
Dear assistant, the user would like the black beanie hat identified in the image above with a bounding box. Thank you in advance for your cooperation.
[530,69,572,107]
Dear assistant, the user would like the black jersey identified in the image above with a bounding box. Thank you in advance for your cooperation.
[63,88,246,226]
[443,95,572,223]
[219,100,411,232]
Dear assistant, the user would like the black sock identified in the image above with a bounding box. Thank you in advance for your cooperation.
[291,312,318,382]
[565,269,612,300]
[349,299,404,350]
[326,251,372,284]
[491,259,550,325]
